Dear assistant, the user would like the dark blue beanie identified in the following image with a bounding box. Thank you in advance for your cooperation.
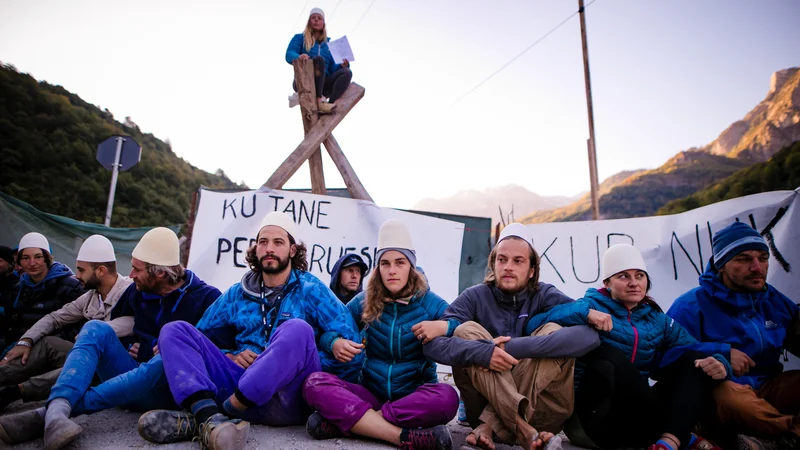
[712,222,769,270]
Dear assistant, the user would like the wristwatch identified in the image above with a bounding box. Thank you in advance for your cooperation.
[16,340,32,348]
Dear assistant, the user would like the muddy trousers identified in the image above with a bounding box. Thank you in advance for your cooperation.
[708,371,800,438]
[575,345,716,449]
[160,319,320,426]
[47,320,175,415]
[0,336,72,401]
[452,321,574,445]
[303,372,459,434]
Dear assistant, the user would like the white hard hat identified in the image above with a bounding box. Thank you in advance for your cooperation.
[77,235,116,263]
[257,212,298,240]
[132,227,180,266]
[601,244,648,280]
[19,232,50,252]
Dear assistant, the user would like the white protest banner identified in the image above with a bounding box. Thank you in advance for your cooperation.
[187,188,465,301]
[524,189,800,369]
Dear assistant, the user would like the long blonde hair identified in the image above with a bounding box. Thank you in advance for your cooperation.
[303,18,327,52]
[362,266,428,325]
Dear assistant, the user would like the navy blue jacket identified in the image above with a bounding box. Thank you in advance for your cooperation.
[668,262,799,389]
[111,270,220,362]
[329,254,368,304]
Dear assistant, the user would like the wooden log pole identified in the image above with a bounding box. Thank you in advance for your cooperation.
[262,83,366,189]
[323,134,373,202]
[293,59,326,195]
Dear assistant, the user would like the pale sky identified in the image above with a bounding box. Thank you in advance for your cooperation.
[1,0,798,210]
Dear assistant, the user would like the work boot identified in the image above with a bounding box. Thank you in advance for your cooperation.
[399,424,452,450]
[138,409,198,443]
[0,407,45,445]
[199,413,249,450]
[43,416,82,450]
[306,411,343,440]
[317,101,336,114]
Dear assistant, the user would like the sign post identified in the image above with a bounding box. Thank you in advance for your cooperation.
[97,135,142,227]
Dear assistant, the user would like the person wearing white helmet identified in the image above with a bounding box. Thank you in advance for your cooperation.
[0,228,221,449]
[0,235,133,411]
[424,223,600,450]
[3,233,84,350]
[526,244,728,450]
[137,211,362,450]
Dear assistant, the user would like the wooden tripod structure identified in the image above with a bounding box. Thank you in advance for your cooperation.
[262,59,373,202]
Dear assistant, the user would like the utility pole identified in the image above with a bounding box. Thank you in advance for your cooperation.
[579,0,600,220]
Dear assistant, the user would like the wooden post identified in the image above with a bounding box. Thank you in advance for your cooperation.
[263,83,366,189]
[579,0,600,220]
[323,135,373,202]
[293,59,326,195]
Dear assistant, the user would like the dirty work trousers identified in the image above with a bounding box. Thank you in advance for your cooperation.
[292,56,352,102]
[709,370,800,437]
[47,320,175,415]
[159,319,320,426]
[303,372,459,434]
[452,321,574,444]
[575,345,716,449]
[0,336,72,401]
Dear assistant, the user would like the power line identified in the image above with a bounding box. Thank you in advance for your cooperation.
[291,1,311,32]
[350,0,378,36]
[451,0,598,106]
[329,0,345,20]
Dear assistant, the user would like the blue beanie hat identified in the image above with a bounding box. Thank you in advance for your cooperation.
[712,222,769,270]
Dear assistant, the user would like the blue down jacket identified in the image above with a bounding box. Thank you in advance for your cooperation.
[285,33,345,77]
[527,287,731,380]
[668,261,799,389]
[338,288,453,402]
[196,269,363,382]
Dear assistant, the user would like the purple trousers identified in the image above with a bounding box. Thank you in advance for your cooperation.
[302,371,459,434]
[159,319,320,426]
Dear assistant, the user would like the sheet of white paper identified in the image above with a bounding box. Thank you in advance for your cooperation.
[328,35,355,64]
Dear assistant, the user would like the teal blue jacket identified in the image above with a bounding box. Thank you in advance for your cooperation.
[331,289,454,402]
[527,288,732,380]
[196,269,363,381]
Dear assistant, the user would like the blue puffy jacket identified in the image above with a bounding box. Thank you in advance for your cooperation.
[285,33,344,77]
[527,287,731,381]
[197,269,363,382]
[336,289,453,402]
[668,262,799,389]
[111,269,220,362]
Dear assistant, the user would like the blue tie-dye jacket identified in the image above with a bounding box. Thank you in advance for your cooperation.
[195,269,363,382]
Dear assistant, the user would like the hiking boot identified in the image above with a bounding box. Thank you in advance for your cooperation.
[199,413,249,450]
[43,415,82,450]
[399,424,452,450]
[138,409,198,443]
[738,432,800,450]
[306,411,343,440]
[317,101,336,114]
[0,407,44,444]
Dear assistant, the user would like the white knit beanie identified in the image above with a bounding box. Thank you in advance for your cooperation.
[497,223,534,250]
[601,244,648,280]
[257,211,298,241]
[376,219,416,267]
[309,7,325,19]
[132,227,180,266]
[77,235,116,263]
[18,232,50,252]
